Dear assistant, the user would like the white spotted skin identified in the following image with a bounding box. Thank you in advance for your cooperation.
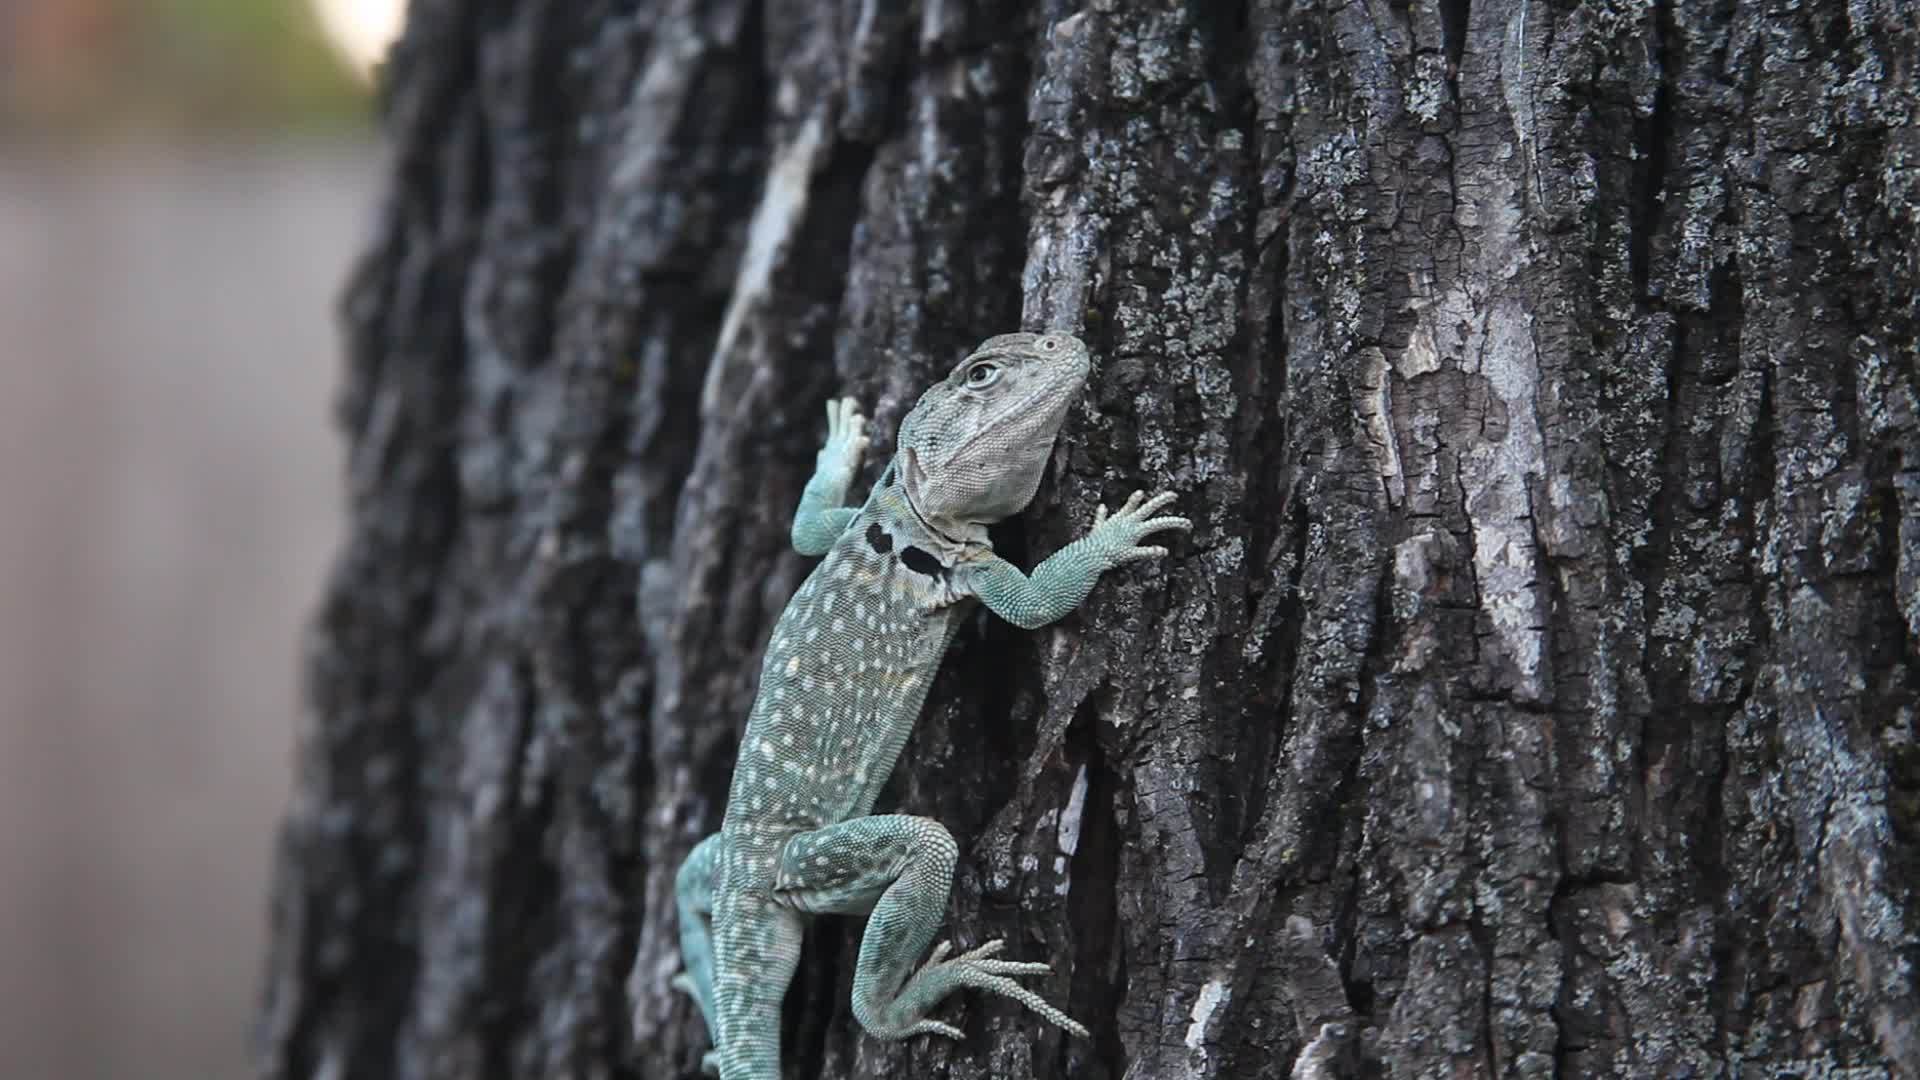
[722,509,961,837]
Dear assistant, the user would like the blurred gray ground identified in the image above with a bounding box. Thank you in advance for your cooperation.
[0,141,379,1079]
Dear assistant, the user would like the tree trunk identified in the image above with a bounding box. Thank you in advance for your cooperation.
[258,1,1920,1077]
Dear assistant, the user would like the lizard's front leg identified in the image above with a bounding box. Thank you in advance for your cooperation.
[966,490,1190,629]
[771,815,1087,1042]
[790,397,868,556]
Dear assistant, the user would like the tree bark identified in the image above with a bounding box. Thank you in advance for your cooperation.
[258,1,1920,1077]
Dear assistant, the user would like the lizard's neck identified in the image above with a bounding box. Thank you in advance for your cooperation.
[872,456,989,560]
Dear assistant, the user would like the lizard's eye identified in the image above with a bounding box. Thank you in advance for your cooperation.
[1039,337,1059,351]
[965,362,1000,388]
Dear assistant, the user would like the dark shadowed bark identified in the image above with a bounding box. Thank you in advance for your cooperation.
[258,1,1920,1077]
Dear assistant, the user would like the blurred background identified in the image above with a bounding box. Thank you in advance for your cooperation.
[0,2,401,1076]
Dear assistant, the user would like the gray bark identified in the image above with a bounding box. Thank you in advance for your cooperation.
[258,1,1920,1077]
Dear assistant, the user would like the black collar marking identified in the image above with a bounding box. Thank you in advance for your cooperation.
[898,544,949,582]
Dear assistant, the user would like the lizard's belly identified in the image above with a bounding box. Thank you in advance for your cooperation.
[722,544,955,834]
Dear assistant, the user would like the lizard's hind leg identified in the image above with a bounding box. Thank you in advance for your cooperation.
[772,815,1086,1042]
[672,831,723,1068]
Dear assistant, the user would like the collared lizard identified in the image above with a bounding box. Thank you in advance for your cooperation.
[670,331,1188,1078]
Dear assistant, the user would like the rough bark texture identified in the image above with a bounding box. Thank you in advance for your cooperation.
[259,1,1920,1077]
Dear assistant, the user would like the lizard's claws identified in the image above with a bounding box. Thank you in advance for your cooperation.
[820,397,869,475]
[902,938,1090,1040]
[1090,490,1190,567]
[825,396,868,447]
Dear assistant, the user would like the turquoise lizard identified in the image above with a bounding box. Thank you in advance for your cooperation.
[671,331,1188,1078]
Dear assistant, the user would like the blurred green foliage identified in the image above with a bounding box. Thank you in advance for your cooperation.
[4,0,374,137]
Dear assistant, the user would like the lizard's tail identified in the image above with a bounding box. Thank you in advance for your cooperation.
[710,899,805,1080]
[714,997,785,1079]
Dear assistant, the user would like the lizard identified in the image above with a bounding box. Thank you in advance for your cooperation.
[670,331,1188,1079]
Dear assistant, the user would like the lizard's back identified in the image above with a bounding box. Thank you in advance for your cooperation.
[720,500,965,840]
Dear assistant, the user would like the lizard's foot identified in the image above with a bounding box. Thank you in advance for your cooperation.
[1089,490,1191,566]
[818,397,869,477]
[669,975,720,1075]
[670,970,720,1057]
[877,939,1089,1041]
[669,970,712,1019]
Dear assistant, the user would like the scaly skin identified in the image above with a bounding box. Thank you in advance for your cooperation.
[671,332,1188,1079]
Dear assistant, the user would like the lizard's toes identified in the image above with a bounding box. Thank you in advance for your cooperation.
[952,939,1008,963]
[906,1019,967,1041]
[976,976,1087,1037]
[1132,491,1179,518]
[831,397,865,434]
[699,1050,721,1077]
[976,959,1052,976]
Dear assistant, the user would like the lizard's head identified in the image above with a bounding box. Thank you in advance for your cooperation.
[895,331,1090,528]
